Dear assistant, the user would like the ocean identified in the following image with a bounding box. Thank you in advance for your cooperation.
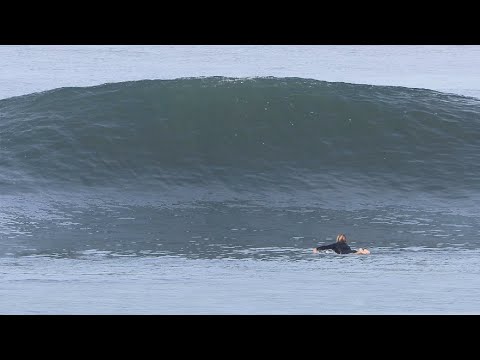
[0,45,479,314]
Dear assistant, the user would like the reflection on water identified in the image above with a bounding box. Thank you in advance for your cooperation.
[1,249,479,314]
[1,192,479,259]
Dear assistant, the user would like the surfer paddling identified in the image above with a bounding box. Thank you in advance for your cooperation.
[313,233,370,255]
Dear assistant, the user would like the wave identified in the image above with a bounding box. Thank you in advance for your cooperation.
[1,76,479,196]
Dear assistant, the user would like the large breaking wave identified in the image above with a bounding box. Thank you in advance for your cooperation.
[1,76,479,197]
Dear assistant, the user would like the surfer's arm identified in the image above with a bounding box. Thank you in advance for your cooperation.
[314,243,336,251]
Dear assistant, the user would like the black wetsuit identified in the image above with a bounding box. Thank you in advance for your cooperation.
[315,242,357,254]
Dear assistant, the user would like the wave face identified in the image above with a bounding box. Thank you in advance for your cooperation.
[1,76,479,199]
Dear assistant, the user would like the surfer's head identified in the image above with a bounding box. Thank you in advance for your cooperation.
[336,234,347,243]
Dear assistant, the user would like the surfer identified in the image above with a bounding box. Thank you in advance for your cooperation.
[313,233,370,255]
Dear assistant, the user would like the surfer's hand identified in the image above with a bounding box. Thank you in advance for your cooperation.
[313,248,318,254]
